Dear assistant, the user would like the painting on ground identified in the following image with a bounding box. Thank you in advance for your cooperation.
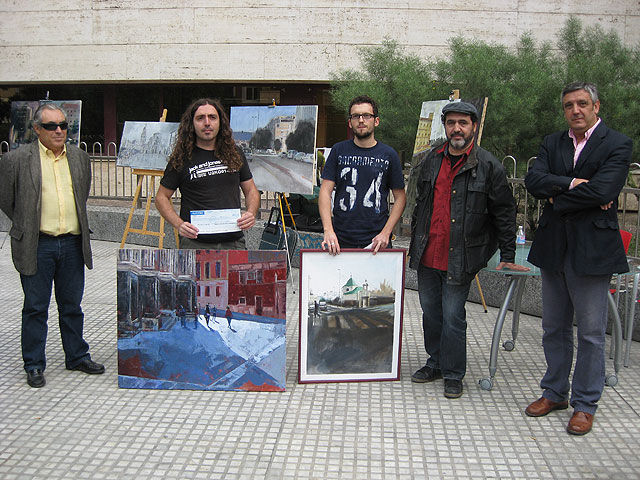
[230,105,318,194]
[117,249,287,391]
[298,249,405,383]
[9,100,82,150]
[116,121,179,170]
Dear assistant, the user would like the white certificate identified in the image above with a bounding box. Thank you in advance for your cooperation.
[190,209,241,234]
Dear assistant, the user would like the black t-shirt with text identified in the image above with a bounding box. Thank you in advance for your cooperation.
[160,146,253,243]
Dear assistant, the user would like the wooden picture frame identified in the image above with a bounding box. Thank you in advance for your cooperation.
[298,249,405,383]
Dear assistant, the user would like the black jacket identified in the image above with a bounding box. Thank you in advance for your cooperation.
[525,121,631,275]
[408,141,517,285]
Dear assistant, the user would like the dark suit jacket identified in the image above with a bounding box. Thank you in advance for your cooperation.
[0,141,93,275]
[525,121,632,275]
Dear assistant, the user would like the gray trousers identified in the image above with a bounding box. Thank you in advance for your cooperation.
[539,257,610,415]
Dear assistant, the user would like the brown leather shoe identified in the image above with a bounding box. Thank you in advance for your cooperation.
[567,411,594,435]
[525,397,569,417]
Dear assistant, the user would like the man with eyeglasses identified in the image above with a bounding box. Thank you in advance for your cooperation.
[408,102,526,398]
[0,103,104,388]
[319,95,406,254]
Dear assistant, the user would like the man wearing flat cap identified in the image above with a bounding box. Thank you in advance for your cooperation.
[408,101,528,398]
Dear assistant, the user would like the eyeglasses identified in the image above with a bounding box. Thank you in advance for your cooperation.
[349,113,376,121]
[40,122,68,131]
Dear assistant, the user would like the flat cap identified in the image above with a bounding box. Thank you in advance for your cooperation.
[441,101,478,122]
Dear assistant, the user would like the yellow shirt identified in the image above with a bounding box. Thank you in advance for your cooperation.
[38,140,81,235]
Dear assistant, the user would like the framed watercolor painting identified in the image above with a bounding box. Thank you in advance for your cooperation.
[298,249,405,383]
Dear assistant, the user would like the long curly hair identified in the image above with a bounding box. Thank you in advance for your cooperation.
[168,98,243,172]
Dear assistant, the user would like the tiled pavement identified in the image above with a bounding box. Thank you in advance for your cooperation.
[1,234,639,479]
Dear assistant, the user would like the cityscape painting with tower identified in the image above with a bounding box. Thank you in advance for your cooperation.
[298,250,405,383]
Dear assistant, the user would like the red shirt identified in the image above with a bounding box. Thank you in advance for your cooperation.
[420,142,473,270]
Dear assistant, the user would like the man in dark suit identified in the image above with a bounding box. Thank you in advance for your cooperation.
[524,82,632,435]
[0,103,104,388]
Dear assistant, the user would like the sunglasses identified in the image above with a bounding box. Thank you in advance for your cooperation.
[40,122,68,131]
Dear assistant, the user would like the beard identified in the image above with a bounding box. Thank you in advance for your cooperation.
[352,125,374,140]
[448,132,473,151]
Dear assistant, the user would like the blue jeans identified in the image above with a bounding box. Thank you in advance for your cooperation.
[417,265,472,380]
[20,235,90,371]
[540,260,610,415]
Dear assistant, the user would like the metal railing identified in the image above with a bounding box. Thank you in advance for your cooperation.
[507,156,640,258]
[2,142,639,252]
[79,142,289,216]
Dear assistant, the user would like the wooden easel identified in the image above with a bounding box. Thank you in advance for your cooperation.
[119,109,179,248]
[276,192,298,292]
[450,90,489,313]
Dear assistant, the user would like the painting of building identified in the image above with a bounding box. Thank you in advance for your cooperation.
[196,250,228,311]
[299,250,405,383]
[412,100,450,155]
[118,248,287,391]
[117,249,197,338]
[227,250,287,318]
[230,105,318,194]
[116,121,179,170]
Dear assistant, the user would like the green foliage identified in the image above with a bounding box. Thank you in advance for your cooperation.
[250,127,272,150]
[558,18,640,166]
[330,39,439,159]
[286,120,316,153]
[432,33,565,165]
[329,17,640,169]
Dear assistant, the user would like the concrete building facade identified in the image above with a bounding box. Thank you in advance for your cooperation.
[0,1,638,147]
[1,1,638,84]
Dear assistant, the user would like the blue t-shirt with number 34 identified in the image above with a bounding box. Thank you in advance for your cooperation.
[321,139,405,246]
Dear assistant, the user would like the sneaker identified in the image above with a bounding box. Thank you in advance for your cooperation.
[444,379,463,398]
[411,365,442,383]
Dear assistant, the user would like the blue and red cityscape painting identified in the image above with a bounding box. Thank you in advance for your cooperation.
[117,249,287,391]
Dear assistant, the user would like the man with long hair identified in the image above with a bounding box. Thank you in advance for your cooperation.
[156,98,260,249]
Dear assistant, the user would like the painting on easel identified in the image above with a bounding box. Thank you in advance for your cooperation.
[230,105,318,194]
[117,121,179,171]
[9,100,82,150]
[117,248,287,391]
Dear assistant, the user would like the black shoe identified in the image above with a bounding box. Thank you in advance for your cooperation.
[411,365,442,383]
[27,369,46,388]
[444,379,463,398]
[68,359,105,375]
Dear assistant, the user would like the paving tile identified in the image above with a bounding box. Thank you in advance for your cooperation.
[0,235,639,479]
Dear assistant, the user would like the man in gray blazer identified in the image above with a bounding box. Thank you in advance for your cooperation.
[0,103,104,388]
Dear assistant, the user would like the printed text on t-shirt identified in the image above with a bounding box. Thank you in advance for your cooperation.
[189,160,230,180]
